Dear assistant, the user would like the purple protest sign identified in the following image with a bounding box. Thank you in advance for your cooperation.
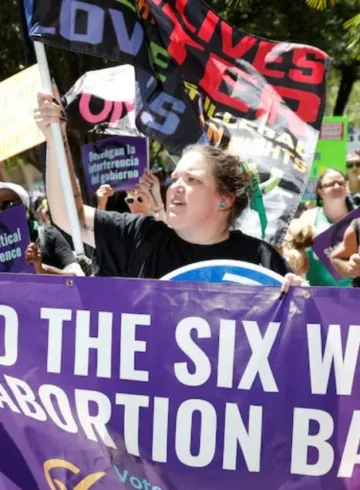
[81,135,148,196]
[312,206,360,280]
[0,275,359,489]
[0,205,32,274]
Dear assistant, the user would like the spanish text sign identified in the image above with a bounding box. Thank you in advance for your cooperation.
[0,276,359,489]
[81,136,148,196]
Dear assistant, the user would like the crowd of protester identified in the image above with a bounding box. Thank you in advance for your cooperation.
[0,96,359,289]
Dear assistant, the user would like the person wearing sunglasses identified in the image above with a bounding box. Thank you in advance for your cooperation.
[346,152,360,204]
[0,182,84,276]
[298,168,354,286]
[96,170,166,223]
[125,187,152,214]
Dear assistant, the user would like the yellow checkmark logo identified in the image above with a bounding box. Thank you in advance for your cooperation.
[44,459,106,490]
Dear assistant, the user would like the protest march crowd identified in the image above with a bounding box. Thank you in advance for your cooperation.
[2,0,360,488]
[1,113,360,287]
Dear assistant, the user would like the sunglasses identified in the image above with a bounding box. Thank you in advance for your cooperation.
[321,181,346,189]
[346,162,360,170]
[0,200,19,212]
[125,196,144,205]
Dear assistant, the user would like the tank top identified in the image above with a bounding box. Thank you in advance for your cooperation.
[306,208,352,287]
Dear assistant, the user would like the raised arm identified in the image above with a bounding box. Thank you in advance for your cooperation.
[330,225,360,278]
[34,92,95,247]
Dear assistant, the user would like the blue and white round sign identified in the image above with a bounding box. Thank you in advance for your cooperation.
[160,260,283,286]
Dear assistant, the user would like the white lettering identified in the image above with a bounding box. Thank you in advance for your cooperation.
[307,324,360,395]
[75,310,113,378]
[291,408,334,476]
[174,317,211,387]
[115,393,149,456]
[0,305,18,366]
[175,399,216,467]
[42,308,72,373]
[120,314,150,382]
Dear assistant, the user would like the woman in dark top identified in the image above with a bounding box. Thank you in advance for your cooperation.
[35,92,306,292]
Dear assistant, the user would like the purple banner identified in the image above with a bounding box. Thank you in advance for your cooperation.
[81,136,148,196]
[313,206,360,280]
[0,275,359,489]
[0,205,32,274]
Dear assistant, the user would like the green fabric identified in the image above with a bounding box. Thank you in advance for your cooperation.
[246,166,267,240]
[306,208,352,287]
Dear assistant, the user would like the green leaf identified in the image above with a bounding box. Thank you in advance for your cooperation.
[305,0,341,10]
[344,14,360,60]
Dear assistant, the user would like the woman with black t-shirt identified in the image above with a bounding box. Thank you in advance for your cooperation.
[35,92,307,292]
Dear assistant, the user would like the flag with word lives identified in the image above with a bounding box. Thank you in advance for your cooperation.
[24,0,330,243]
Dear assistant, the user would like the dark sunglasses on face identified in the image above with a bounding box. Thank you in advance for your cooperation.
[125,196,144,205]
[0,200,19,212]
[347,162,360,170]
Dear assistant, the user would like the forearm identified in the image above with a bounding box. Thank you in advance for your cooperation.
[154,207,167,223]
[151,191,166,223]
[97,199,108,210]
[46,128,85,232]
[331,258,352,278]
[37,264,76,276]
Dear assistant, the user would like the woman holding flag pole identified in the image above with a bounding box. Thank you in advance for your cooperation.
[33,43,306,292]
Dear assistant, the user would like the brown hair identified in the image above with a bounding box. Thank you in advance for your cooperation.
[182,145,252,225]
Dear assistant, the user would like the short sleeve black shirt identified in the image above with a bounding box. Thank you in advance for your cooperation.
[94,210,292,279]
[37,226,76,270]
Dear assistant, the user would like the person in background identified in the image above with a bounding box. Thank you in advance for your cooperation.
[330,217,360,287]
[280,219,314,277]
[298,169,354,286]
[0,182,84,276]
[346,152,360,205]
[96,170,166,222]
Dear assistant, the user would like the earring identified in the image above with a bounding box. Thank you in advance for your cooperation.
[219,202,226,209]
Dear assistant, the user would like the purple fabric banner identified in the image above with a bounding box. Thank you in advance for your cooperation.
[0,205,32,274]
[312,206,360,280]
[0,275,359,490]
[81,136,148,196]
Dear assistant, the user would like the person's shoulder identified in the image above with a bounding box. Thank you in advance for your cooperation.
[96,209,168,234]
[230,230,265,248]
[42,225,61,241]
[299,207,319,225]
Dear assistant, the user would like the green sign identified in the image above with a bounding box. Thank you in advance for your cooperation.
[303,116,348,201]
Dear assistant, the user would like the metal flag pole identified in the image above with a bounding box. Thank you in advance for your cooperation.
[33,41,85,256]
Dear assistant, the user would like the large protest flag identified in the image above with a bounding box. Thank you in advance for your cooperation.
[64,65,142,135]
[24,0,330,243]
